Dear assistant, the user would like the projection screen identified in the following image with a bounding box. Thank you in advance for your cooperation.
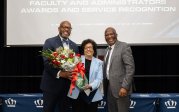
[6,0,179,46]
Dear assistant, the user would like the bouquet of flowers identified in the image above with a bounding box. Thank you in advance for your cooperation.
[40,47,88,95]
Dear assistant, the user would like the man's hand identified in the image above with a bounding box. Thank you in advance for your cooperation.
[119,87,128,97]
[59,71,73,80]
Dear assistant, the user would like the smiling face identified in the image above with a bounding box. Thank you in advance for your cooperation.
[84,43,94,59]
[105,27,117,46]
[58,21,72,39]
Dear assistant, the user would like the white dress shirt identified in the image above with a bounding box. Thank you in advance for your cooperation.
[106,44,115,79]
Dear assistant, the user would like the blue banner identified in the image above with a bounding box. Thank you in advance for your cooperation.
[1,93,179,112]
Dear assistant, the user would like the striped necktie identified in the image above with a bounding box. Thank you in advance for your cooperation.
[104,47,111,78]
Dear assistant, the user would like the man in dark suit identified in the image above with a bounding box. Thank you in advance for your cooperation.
[40,20,79,112]
[103,27,135,112]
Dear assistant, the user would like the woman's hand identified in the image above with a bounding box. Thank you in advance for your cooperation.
[83,84,92,90]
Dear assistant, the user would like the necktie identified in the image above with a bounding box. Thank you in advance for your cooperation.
[104,47,111,78]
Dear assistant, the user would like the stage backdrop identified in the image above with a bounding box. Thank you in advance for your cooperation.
[6,0,179,46]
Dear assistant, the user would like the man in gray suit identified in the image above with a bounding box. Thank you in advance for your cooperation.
[103,27,135,112]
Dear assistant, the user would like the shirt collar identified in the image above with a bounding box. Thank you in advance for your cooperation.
[59,35,69,42]
[108,43,115,49]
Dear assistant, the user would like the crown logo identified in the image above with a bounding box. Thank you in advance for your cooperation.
[34,99,43,108]
[130,99,136,108]
[98,101,106,109]
[5,98,16,107]
[165,99,177,109]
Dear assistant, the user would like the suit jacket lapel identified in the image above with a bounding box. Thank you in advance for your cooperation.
[89,57,95,80]
[55,36,68,50]
[69,39,75,50]
[82,55,85,65]
[55,36,63,48]
[104,49,108,61]
[109,41,119,67]
[69,41,72,49]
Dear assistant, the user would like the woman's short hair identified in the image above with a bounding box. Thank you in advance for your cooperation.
[81,39,97,57]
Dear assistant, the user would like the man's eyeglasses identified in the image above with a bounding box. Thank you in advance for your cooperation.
[61,26,72,30]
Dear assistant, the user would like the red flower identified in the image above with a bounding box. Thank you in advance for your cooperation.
[69,53,74,58]
[60,55,66,59]
[52,52,58,57]
[52,60,60,66]
[76,54,81,57]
